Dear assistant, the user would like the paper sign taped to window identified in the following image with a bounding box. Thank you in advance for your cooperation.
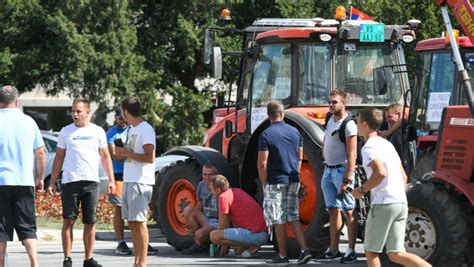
[251,107,267,133]
[426,92,451,122]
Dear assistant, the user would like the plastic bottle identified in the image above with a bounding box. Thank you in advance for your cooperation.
[209,243,216,257]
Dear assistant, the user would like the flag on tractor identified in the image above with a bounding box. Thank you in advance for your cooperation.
[350,7,374,21]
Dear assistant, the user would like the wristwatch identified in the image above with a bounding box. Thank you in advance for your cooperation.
[358,186,365,195]
[342,177,351,184]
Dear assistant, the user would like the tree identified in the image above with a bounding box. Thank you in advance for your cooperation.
[0,0,160,115]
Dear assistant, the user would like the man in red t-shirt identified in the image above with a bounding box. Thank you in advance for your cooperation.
[209,175,268,258]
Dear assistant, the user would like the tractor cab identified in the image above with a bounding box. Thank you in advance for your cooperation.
[205,12,417,163]
[411,36,474,137]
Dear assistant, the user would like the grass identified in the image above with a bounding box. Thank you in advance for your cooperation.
[36,216,114,231]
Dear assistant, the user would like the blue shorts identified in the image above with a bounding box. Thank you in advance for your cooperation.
[321,165,355,211]
[224,228,269,246]
[208,218,219,228]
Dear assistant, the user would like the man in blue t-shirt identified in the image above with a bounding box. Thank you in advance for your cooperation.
[0,85,46,267]
[257,101,312,265]
[106,108,134,255]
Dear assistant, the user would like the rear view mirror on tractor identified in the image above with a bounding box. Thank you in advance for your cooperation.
[204,28,223,79]
[203,28,214,65]
[211,46,222,80]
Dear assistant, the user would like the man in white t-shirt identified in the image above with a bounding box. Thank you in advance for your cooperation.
[320,90,358,263]
[47,99,115,267]
[115,96,156,267]
[352,107,430,267]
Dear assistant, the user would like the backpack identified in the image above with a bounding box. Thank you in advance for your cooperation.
[323,112,364,164]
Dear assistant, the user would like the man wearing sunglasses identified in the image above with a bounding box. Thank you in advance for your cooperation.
[319,90,358,263]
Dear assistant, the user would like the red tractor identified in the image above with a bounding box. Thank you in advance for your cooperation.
[395,0,474,265]
[150,8,418,256]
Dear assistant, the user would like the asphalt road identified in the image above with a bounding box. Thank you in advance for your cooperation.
[6,228,370,266]
[6,241,368,266]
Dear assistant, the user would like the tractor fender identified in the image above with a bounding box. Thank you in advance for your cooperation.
[432,170,474,205]
[163,145,238,187]
[240,111,325,195]
[283,111,325,147]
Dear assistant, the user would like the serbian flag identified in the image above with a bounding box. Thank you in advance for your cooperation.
[350,7,374,21]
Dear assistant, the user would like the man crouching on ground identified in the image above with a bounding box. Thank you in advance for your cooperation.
[209,175,268,258]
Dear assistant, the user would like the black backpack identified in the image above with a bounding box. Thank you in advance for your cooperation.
[324,112,364,164]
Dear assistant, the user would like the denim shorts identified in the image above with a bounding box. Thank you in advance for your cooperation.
[321,165,355,211]
[108,179,123,206]
[224,228,269,246]
[208,218,219,228]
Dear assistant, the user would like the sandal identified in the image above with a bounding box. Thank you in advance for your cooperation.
[239,247,260,258]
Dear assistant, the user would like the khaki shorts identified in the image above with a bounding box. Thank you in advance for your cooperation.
[364,203,408,253]
[122,182,152,222]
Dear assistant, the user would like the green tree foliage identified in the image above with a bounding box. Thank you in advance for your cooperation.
[0,0,463,153]
[156,85,211,151]
[0,0,158,106]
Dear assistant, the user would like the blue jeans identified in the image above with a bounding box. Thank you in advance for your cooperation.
[321,165,355,211]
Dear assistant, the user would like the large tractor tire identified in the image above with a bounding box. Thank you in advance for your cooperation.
[149,171,163,227]
[156,159,202,251]
[406,180,469,266]
[411,149,435,181]
[273,131,330,258]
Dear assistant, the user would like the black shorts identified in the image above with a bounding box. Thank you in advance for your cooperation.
[0,186,37,241]
[114,173,123,182]
[61,181,100,224]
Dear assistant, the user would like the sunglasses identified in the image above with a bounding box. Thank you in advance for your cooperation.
[328,100,339,105]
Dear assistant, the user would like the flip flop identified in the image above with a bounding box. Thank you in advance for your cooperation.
[239,247,260,258]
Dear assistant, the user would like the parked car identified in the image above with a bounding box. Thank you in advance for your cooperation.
[41,130,183,194]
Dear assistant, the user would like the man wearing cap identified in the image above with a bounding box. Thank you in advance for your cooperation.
[106,108,132,254]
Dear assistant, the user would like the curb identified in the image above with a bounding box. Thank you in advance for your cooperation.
[96,228,164,241]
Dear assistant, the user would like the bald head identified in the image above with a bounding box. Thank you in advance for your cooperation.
[0,85,19,104]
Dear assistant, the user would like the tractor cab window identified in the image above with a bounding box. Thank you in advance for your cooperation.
[463,52,474,105]
[411,52,432,131]
[335,43,403,105]
[426,52,455,130]
[251,43,292,108]
[297,44,331,105]
[412,52,456,132]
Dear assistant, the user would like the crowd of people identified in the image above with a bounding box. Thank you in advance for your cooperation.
[0,84,431,267]
[0,86,157,267]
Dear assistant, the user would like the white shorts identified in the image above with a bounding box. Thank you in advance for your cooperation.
[122,182,153,222]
